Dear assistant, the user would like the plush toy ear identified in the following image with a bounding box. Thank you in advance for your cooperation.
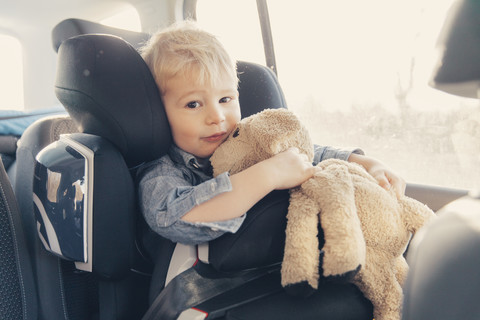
[245,109,314,160]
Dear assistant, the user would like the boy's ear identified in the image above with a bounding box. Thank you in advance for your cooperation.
[246,109,314,159]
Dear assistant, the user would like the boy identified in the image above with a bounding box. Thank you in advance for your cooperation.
[138,21,405,245]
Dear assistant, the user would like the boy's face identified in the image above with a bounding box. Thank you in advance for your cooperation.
[162,70,241,159]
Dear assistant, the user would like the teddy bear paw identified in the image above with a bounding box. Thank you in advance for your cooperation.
[322,264,361,284]
[319,250,361,283]
[283,281,317,298]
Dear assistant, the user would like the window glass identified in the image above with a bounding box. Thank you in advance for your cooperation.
[267,0,480,189]
[196,0,480,190]
[196,0,265,65]
[0,34,24,110]
[101,5,142,31]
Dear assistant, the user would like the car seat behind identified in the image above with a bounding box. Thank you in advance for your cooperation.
[0,158,38,319]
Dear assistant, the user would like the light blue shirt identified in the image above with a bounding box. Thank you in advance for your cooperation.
[137,144,363,245]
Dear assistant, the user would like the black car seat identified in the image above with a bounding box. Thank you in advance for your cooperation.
[0,159,38,319]
[47,32,288,320]
[9,19,155,320]
[39,32,374,320]
[47,22,292,316]
[34,32,171,320]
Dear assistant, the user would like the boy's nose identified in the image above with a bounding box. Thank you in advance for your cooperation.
[206,103,226,124]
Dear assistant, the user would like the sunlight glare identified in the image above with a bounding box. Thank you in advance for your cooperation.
[0,35,24,110]
[196,0,264,64]
[267,0,460,112]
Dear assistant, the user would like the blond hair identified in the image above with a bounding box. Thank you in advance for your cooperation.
[141,21,238,94]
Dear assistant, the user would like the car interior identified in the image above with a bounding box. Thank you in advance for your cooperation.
[0,0,479,319]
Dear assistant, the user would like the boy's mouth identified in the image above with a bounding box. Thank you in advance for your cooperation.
[204,132,227,142]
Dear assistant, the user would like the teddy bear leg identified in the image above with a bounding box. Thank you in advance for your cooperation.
[281,189,321,297]
[305,166,366,278]
[354,252,403,320]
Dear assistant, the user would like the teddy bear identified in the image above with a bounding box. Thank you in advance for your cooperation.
[210,108,436,320]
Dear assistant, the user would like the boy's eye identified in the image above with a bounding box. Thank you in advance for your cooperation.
[219,97,232,103]
[186,101,200,109]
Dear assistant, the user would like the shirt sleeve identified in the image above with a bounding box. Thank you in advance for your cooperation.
[139,167,245,245]
[312,145,364,165]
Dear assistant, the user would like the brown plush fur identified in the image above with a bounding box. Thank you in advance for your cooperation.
[210,109,435,320]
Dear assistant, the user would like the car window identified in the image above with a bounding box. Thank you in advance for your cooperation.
[0,34,24,110]
[197,0,479,190]
[196,0,265,65]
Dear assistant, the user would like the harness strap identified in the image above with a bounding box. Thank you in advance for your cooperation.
[142,262,281,320]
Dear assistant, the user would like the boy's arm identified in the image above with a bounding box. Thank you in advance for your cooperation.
[313,144,405,197]
[313,144,364,164]
[181,146,405,224]
[139,159,245,245]
[182,147,315,223]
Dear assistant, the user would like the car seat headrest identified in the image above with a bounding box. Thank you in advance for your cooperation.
[236,61,287,118]
[51,18,287,118]
[52,18,150,52]
[55,34,171,168]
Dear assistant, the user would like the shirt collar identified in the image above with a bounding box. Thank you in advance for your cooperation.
[169,144,213,176]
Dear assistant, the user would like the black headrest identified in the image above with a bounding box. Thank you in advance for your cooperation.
[55,34,171,168]
[54,33,287,168]
[236,61,287,117]
[52,18,150,52]
[51,18,287,113]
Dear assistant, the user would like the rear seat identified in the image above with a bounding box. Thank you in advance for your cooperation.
[14,115,83,320]
[0,107,66,182]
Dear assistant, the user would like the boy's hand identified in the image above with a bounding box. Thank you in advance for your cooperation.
[348,153,406,198]
[367,163,406,198]
[265,147,316,190]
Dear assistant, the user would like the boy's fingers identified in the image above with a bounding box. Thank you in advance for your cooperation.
[382,173,406,198]
[391,177,406,198]
[371,168,406,198]
[377,176,391,191]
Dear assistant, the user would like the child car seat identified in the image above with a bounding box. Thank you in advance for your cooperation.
[35,33,164,320]
[36,32,372,320]
[10,19,153,320]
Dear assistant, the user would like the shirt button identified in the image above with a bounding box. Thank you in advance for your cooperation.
[210,182,216,191]
[189,159,199,169]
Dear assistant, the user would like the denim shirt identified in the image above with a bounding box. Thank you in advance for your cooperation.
[137,144,363,245]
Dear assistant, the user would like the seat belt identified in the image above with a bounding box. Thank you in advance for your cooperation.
[142,262,280,320]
